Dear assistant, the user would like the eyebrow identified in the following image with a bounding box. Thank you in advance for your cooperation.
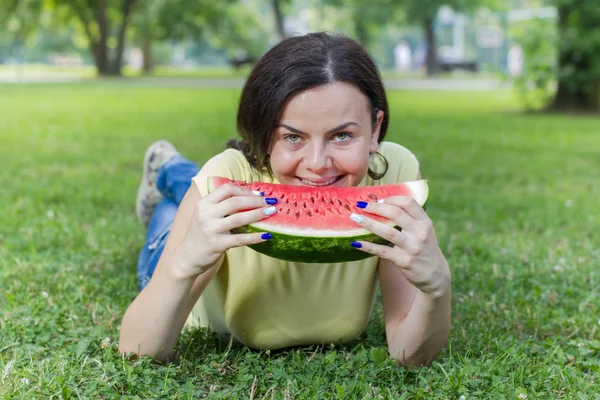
[277,122,359,135]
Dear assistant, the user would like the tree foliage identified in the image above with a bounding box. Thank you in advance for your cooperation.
[129,0,243,73]
[0,0,270,76]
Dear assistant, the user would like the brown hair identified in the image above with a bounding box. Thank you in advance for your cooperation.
[229,32,389,179]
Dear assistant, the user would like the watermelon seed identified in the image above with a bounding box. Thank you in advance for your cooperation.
[369,194,377,200]
[295,211,301,218]
[307,211,312,217]
[344,204,351,212]
[286,209,290,214]
[310,196,315,203]
[302,202,307,208]
[293,201,297,207]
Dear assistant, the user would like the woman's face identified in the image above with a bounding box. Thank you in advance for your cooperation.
[269,82,383,188]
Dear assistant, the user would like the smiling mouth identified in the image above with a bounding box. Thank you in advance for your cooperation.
[298,176,343,187]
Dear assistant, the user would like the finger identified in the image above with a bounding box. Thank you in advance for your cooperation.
[222,231,273,251]
[205,183,263,205]
[221,205,277,231]
[349,212,408,248]
[377,196,428,220]
[213,195,278,218]
[350,240,410,266]
[355,201,414,230]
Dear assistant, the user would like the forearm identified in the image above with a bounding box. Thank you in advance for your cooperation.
[118,255,199,362]
[388,283,451,367]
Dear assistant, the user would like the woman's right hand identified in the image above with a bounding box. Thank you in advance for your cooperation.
[174,183,277,278]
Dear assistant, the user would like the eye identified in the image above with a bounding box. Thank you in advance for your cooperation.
[284,134,302,144]
[332,132,352,142]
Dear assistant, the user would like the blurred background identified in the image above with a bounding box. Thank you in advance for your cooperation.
[1,0,597,112]
[1,2,599,397]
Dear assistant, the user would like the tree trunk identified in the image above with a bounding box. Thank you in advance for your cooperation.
[271,0,285,40]
[96,0,109,75]
[354,9,369,47]
[142,37,153,74]
[107,0,137,76]
[423,17,438,76]
[92,43,108,75]
[548,1,599,111]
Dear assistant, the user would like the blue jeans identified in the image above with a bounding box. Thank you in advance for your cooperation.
[137,155,200,290]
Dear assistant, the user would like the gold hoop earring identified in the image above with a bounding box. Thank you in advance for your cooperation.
[368,151,388,180]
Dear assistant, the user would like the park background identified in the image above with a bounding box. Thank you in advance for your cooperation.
[1,0,599,398]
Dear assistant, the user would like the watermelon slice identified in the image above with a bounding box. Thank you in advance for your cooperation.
[207,177,429,263]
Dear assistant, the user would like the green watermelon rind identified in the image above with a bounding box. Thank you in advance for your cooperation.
[232,224,396,263]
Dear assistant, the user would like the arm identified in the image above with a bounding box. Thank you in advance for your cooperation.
[379,257,451,367]
[351,171,451,367]
[119,186,222,362]
[119,174,274,361]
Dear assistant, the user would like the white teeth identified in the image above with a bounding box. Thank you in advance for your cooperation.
[300,177,338,186]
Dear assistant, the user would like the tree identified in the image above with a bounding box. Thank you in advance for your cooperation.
[71,0,134,76]
[0,0,46,59]
[271,0,287,40]
[320,0,399,48]
[34,0,138,76]
[549,0,600,111]
[129,0,238,74]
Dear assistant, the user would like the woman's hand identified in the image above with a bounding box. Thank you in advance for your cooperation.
[350,197,450,296]
[174,183,277,278]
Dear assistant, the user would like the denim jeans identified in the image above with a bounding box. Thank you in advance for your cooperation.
[137,154,200,290]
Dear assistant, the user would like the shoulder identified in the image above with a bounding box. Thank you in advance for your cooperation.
[376,141,420,184]
[191,149,251,197]
[191,149,272,196]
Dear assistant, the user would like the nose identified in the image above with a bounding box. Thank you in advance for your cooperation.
[304,142,332,174]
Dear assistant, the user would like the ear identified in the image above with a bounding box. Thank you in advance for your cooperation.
[370,109,384,153]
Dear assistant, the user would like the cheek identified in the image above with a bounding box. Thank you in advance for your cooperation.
[269,147,299,174]
[336,149,370,174]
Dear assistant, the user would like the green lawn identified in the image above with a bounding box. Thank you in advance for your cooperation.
[1,83,598,399]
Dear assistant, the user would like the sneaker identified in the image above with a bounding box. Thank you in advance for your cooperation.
[135,140,179,227]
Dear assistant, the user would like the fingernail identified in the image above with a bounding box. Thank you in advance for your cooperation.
[351,241,362,248]
[356,201,368,209]
[265,197,278,205]
[350,213,364,224]
[261,233,272,240]
[376,199,385,204]
[264,206,277,216]
[253,190,264,197]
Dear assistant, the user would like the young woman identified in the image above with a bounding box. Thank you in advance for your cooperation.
[119,32,451,367]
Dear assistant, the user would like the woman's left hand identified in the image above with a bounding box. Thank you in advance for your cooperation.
[350,197,450,295]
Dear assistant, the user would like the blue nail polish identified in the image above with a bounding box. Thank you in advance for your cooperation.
[356,201,368,209]
[265,198,278,205]
[261,233,272,240]
[351,241,362,248]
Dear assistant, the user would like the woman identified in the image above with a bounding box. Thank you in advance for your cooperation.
[119,32,451,367]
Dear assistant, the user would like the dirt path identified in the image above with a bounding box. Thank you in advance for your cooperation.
[0,73,510,91]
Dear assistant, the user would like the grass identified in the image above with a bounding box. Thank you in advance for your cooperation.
[0,83,599,399]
